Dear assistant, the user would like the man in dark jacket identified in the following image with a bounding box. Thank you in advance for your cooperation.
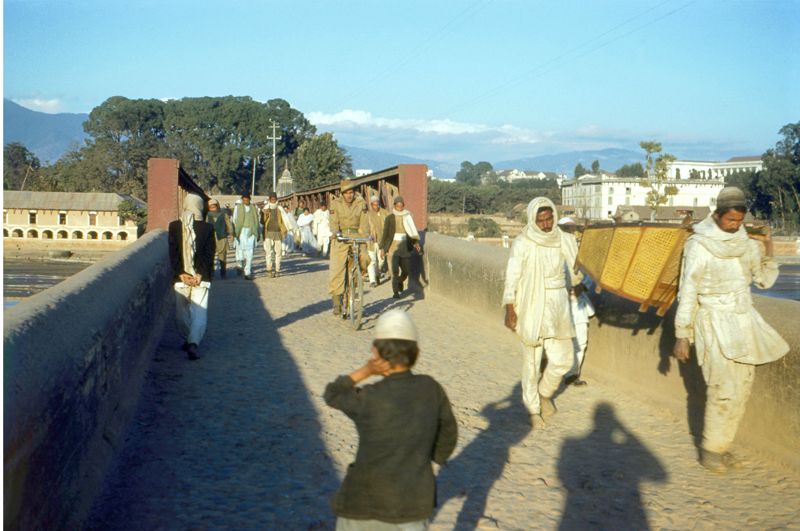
[379,196,421,298]
[324,310,457,528]
[168,193,215,360]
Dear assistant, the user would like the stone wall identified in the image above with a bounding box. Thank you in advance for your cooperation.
[3,230,172,530]
[425,233,800,470]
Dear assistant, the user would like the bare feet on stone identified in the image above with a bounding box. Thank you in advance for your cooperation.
[540,395,557,418]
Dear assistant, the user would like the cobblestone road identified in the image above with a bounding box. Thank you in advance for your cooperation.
[88,250,800,530]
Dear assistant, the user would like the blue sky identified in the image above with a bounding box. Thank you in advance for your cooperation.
[4,0,799,165]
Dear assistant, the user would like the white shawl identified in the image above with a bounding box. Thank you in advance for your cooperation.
[392,208,420,240]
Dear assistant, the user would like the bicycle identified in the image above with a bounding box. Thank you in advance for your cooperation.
[337,235,372,330]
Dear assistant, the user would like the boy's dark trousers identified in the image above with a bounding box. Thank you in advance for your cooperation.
[391,253,411,293]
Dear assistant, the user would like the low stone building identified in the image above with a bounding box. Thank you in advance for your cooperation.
[3,191,145,242]
[613,205,711,224]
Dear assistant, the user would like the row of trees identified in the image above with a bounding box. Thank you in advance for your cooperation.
[728,122,800,233]
[429,177,561,216]
[3,96,353,198]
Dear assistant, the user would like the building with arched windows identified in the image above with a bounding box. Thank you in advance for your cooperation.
[3,191,144,243]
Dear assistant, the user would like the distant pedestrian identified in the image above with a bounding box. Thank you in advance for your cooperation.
[295,199,307,219]
[324,310,458,529]
[313,202,332,257]
[502,197,583,429]
[297,207,318,254]
[233,193,260,280]
[366,195,389,287]
[282,207,299,255]
[168,193,215,360]
[261,192,288,278]
[206,198,234,279]
[379,196,421,299]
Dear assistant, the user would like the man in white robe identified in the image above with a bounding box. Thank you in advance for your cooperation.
[502,197,582,428]
[313,202,332,257]
[673,186,788,472]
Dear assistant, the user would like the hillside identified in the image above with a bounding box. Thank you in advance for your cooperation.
[3,99,89,163]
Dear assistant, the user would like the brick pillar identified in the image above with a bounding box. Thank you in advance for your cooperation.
[146,158,182,233]
[398,164,428,230]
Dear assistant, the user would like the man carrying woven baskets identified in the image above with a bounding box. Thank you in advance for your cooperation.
[502,197,584,429]
[673,186,788,473]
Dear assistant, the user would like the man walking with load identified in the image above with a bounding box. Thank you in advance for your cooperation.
[673,186,788,472]
[502,197,583,429]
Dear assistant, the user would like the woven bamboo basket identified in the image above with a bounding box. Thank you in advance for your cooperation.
[577,223,691,316]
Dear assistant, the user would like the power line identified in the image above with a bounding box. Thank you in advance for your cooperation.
[340,0,493,107]
[443,0,697,116]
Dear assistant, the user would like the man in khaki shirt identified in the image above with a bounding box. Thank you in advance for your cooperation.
[329,179,368,315]
[366,195,389,287]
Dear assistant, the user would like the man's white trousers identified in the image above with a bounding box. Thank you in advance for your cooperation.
[174,284,209,346]
[565,322,589,378]
[521,338,573,414]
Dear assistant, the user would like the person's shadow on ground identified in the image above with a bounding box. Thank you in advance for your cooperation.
[557,402,667,530]
[434,383,531,529]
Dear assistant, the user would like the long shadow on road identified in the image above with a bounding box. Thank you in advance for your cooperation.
[557,402,667,531]
[434,383,531,529]
[87,275,339,529]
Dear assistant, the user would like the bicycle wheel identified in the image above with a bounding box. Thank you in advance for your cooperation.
[342,260,351,320]
[348,263,364,330]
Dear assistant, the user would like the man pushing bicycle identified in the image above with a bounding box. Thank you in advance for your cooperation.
[329,179,369,316]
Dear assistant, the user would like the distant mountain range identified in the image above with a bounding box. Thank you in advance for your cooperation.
[494,148,644,175]
[3,98,646,178]
[3,99,89,163]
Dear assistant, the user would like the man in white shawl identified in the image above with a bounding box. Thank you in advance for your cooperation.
[282,207,299,255]
[313,202,332,257]
[673,186,788,472]
[378,196,421,299]
[502,197,582,428]
[168,194,215,360]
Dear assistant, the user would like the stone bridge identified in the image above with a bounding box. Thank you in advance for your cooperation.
[4,161,800,530]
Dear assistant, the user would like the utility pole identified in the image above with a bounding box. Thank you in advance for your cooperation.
[266,120,280,192]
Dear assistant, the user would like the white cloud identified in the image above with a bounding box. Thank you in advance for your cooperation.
[308,109,544,141]
[13,98,63,114]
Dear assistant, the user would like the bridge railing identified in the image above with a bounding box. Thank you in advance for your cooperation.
[424,232,800,471]
[279,164,429,230]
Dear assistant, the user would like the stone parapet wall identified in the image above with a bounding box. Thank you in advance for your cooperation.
[425,233,800,470]
[3,230,172,530]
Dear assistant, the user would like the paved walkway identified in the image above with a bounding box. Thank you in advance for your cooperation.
[88,250,800,530]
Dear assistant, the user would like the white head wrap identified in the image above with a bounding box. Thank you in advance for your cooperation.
[375,309,419,342]
[525,197,562,248]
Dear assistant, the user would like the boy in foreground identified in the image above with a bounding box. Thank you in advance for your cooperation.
[324,310,458,530]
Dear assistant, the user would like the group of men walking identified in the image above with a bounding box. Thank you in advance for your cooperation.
[327,179,423,316]
[502,187,789,474]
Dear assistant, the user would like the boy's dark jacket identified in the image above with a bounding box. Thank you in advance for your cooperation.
[324,371,458,523]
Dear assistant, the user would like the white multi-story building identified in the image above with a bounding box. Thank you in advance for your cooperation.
[561,173,724,221]
[667,156,762,180]
[354,169,373,177]
[495,169,561,183]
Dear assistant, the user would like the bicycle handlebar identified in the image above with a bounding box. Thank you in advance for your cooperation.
[337,236,373,243]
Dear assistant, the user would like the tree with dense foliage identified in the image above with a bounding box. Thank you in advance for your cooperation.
[574,163,588,178]
[290,132,353,190]
[640,141,677,217]
[35,96,316,198]
[455,161,494,186]
[428,177,560,215]
[4,142,41,190]
[467,217,501,237]
[591,160,600,174]
[118,199,148,225]
[616,162,645,177]
[740,122,800,233]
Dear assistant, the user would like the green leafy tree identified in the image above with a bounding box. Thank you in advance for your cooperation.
[640,141,677,218]
[574,163,588,178]
[290,132,352,190]
[747,122,800,232]
[455,161,495,186]
[118,199,147,225]
[591,160,600,174]
[428,177,560,214]
[615,162,644,177]
[4,142,41,190]
[467,217,501,237]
